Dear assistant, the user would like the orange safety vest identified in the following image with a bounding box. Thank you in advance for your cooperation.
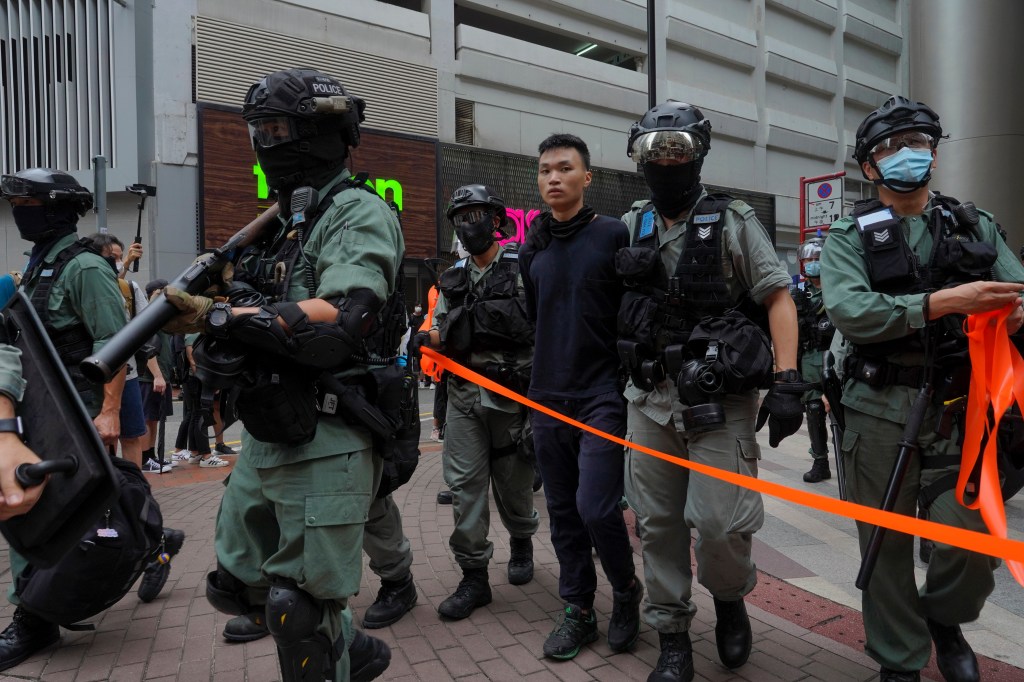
[418,285,443,381]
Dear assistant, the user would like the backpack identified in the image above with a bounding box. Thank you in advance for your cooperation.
[15,458,165,627]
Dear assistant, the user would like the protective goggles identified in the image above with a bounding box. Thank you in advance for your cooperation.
[630,131,707,164]
[451,208,491,226]
[0,175,36,197]
[868,131,935,160]
[247,116,301,149]
[799,240,823,260]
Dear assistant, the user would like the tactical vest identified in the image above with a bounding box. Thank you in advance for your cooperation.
[22,239,103,400]
[622,193,750,350]
[436,248,533,357]
[793,286,835,354]
[848,193,994,360]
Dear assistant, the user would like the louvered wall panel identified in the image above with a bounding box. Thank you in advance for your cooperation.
[194,16,437,139]
[0,0,116,173]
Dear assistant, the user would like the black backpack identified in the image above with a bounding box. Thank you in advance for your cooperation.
[15,458,165,627]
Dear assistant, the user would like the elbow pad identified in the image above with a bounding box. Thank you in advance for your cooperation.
[335,288,382,340]
[218,302,360,369]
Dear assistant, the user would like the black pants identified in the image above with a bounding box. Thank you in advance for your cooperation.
[174,376,210,455]
[531,390,635,609]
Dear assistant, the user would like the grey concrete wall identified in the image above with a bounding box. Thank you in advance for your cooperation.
[909,0,1024,251]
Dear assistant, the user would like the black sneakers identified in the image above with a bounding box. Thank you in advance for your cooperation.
[649,631,694,682]
[437,567,491,620]
[0,607,60,672]
[507,537,534,586]
[215,443,239,456]
[138,529,186,603]
[543,603,598,660]
[879,668,921,681]
[608,578,644,652]
[362,575,418,629]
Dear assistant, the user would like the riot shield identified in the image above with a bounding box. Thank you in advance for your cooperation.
[0,291,119,567]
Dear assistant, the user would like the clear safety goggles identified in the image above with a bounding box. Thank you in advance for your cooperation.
[869,131,935,160]
[799,240,823,260]
[630,131,707,164]
[451,208,491,226]
[248,116,300,149]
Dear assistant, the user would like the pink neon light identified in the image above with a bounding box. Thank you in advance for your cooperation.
[498,208,542,245]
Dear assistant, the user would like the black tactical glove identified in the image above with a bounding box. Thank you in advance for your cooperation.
[408,331,431,359]
[756,374,813,447]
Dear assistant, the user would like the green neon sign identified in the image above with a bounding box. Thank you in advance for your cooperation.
[254,164,403,211]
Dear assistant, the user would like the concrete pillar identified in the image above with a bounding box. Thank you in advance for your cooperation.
[909,0,1024,249]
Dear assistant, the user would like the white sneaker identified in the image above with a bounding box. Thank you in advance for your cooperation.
[430,427,440,441]
[142,459,173,473]
[199,454,230,468]
[171,450,192,463]
[429,384,436,390]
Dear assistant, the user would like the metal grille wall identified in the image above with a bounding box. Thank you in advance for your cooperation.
[0,0,117,173]
[438,143,777,250]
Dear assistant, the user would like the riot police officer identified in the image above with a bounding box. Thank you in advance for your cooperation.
[165,68,400,682]
[820,96,1024,682]
[618,102,802,682]
[0,169,185,669]
[409,184,539,621]
[793,236,835,483]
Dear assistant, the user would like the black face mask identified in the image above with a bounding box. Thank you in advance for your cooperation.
[643,162,703,219]
[104,255,119,274]
[455,215,496,256]
[256,132,348,192]
[12,204,78,242]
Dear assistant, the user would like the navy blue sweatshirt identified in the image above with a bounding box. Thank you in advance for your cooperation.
[520,215,629,399]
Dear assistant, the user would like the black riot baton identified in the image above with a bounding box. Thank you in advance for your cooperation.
[855,381,933,590]
[126,184,156,273]
[821,351,847,500]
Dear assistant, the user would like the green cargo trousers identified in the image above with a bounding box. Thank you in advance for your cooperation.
[363,493,413,582]
[843,406,998,672]
[442,394,539,570]
[624,391,763,633]
[215,447,379,682]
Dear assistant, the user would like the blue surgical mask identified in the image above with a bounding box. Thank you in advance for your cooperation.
[877,147,933,185]
[803,261,821,278]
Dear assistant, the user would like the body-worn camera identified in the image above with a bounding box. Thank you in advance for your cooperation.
[676,341,727,433]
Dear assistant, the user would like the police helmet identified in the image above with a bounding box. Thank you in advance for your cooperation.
[1,167,93,215]
[627,101,712,163]
[854,96,942,164]
[799,237,824,261]
[242,68,366,150]
[445,184,509,228]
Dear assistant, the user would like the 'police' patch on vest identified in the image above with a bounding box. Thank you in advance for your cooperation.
[692,213,720,224]
[638,211,655,240]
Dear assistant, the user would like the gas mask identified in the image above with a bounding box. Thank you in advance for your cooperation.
[453,210,496,256]
[255,132,348,192]
[12,204,79,242]
[642,162,703,219]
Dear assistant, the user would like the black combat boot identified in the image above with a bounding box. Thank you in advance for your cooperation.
[648,631,694,682]
[803,457,832,483]
[348,629,392,682]
[713,597,751,669]
[507,537,534,586]
[437,567,491,620]
[0,607,60,672]
[222,612,270,642]
[607,578,644,652]
[879,667,921,681]
[362,574,417,629]
[436,489,454,505]
[927,618,979,682]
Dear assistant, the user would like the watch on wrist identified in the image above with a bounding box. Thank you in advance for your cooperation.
[774,369,801,383]
[0,417,24,436]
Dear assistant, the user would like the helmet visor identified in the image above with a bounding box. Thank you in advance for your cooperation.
[451,208,491,227]
[0,175,34,198]
[630,131,707,164]
[799,240,823,260]
[868,131,935,160]
[247,116,300,149]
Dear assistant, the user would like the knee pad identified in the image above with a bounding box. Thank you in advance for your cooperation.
[205,565,252,616]
[265,581,340,682]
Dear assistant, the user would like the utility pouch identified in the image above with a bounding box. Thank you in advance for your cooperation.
[617,291,659,348]
[935,239,997,279]
[236,365,319,445]
[615,247,664,286]
[855,208,917,291]
[846,356,887,388]
[438,266,470,302]
[438,306,473,354]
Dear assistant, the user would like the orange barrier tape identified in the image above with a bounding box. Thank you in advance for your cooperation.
[962,304,1024,584]
[422,347,1024,570]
